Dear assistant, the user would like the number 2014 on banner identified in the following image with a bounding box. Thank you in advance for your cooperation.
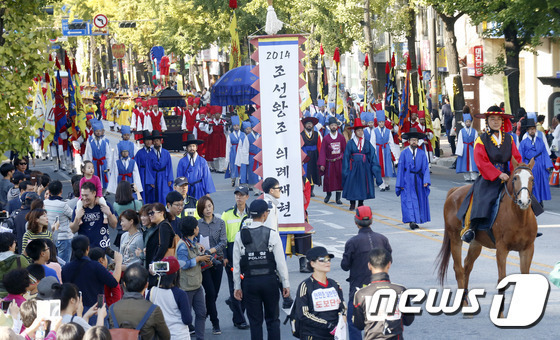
[266,51,291,60]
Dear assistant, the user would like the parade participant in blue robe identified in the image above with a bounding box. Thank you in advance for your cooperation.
[372,110,397,191]
[303,100,325,133]
[84,119,113,189]
[323,102,345,136]
[396,128,431,230]
[342,118,383,211]
[519,119,554,204]
[107,148,143,196]
[225,116,246,186]
[522,112,552,156]
[361,111,375,143]
[145,130,174,204]
[238,117,261,190]
[456,113,479,182]
[134,130,154,202]
[115,125,137,159]
[176,134,216,199]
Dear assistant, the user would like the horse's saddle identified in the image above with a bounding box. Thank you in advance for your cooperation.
[461,189,505,243]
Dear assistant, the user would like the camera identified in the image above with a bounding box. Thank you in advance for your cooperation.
[149,261,169,274]
[105,247,115,259]
[0,211,8,220]
[204,250,222,267]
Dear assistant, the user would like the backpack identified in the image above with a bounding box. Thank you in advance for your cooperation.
[284,300,300,338]
[108,303,157,340]
[158,221,180,258]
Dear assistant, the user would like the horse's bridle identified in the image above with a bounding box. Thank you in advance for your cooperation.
[504,165,532,204]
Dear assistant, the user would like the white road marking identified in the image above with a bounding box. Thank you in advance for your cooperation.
[323,222,345,230]
[307,209,334,217]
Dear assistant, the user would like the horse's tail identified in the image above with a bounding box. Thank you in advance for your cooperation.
[435,187,459,286]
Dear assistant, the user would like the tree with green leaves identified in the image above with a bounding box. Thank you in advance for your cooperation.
[0,0,55,160]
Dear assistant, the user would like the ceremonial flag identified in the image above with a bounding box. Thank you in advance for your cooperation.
[43,71,55,151]
[73,59,87,138]
[229,11,241,69]
[399,54,411,130]
[317,44,328,101]
[299,71,312,112]
[384,53,399,124]
[54,70,67,141]
[332,48,348,121]
[418,63,435,148]
[32,79,45,122]
[65,56,76,119]
[363,54,370,113]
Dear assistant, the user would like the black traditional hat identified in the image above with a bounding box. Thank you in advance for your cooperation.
[402,127,426,140]
[184,133,204,146]
[302,116,319,126]
[474,105,514,119]
[139,130,152,141]
[151,130,164,140]
[525,118,536,128]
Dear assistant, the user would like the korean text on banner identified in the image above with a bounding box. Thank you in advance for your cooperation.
[258,37,305,224]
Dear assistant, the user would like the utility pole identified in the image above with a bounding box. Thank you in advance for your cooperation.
[428,6,438,104]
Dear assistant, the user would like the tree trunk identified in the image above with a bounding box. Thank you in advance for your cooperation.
[105,36,114,87]
[406,4,419,105]
[440,12,465,113]
[503,23,521,119]
[363,0,379,98]
[0,8,6,46]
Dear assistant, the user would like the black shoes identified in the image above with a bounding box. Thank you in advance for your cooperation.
[234,322,250,330]
[349,203,355,211]
[536,232,543,237]
[324,193,332,203]
[409,222,419,230]
[462,229,475,243]
[212,322,222,335]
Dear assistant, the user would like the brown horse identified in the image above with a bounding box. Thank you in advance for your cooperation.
[436,157,537,308]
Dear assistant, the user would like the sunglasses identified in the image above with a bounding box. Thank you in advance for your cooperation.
[316,257,331,263]
[148,211,158,216]
[272,186,281,190]
[19,163,27,165]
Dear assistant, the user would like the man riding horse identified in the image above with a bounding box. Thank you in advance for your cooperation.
[458,106,526,243]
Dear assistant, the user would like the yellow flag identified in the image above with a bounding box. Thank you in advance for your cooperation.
[418,78,435,149]
[74,75,87,138]
[502,76,511,115]
[43,81,55,151]
[237,105,248,122]
[229,11,241,69]
[299,72,312,112]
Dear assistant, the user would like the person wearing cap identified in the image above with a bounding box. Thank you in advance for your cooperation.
[146,256,193,339]
[107,145,144,197]
[455,112,479,182]
[324,102,345,136]
[220,186,250,330]
[173,177,199,220]
[352,248,414,339]
[458,106,524,243]
[232,199,290,340]
[237,117,261,194]
[193,106,210,158]
[225,116,246,187]
[318,117,346,205]
[5,169,23,204]
[341,206,391,340]
[521,112,552,156]
[115,125,138,160]
[84,119,114,190]
[182,96,198,140]
[135,130,155,202]
[303,101,325,133]
[145,130,174,204]
[6,179,33,215]
[165,191,185,237]
[176,134,216,200]
[395,127,431,230]
[342,118,383,211]
[131,100,147,142]
[371,111,397,192]
[519,117,554,206]
[147,98,167,133]
[293,246,345,339]
[301,116,322,197]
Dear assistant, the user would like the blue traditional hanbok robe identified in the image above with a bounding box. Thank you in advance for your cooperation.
[372,126,396,178]
[238,132,261,185]
[456,127,479,173]
[145,147,174,204]
[395,147,431,224]
[135,146,153,202]
[107,157,143,195]
[225,131,245,179]
[176,154,216,199]
[519,136,554,202]
[342,137,382,200]
[84,136,112,189]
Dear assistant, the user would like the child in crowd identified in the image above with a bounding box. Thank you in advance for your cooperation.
[455,113,479,182]
[77,161,108,222]
[88,248,123,307]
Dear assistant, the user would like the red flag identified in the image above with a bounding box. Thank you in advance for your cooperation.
[407,54,412,71]
[391,53,395,68]
[364,54,369,68]
[418,65,423,80]
[320,44,324,56]
[72,59,78,77]
[333,47,340,63]
[385,61,390,74]
[64,55,71,73]
[45,71,50,84]
[229,0,237,9]
[55,57,61,70]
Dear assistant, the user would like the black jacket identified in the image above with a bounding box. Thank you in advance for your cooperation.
[352,272,414,340]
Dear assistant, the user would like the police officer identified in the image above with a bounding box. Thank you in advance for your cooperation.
[233,199,290,340]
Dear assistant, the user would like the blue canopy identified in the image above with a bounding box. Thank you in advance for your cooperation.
[211,65,259,106]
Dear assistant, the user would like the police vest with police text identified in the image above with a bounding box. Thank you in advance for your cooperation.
[239,225,277,277]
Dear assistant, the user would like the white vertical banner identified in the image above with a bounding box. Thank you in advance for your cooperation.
[257,36,305,224]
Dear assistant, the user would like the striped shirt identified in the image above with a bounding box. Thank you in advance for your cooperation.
[197,216,227,257]
[22,230,53,253]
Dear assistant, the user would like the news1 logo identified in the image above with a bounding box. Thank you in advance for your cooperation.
[364,274,550,327]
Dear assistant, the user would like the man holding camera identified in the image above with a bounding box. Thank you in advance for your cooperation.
[233,199,290,340]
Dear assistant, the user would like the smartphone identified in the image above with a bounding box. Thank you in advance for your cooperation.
[54,216,59,224]
[97,294,104,308]
[79,291,82,300]
[0,211,8,219]
[1,300,10,312]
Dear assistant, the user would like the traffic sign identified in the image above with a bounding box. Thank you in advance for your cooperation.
[62,19,90,36]
[94,14,108,29]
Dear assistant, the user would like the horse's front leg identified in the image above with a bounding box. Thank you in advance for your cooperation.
[495,245,510,318]
[519,243,534,274]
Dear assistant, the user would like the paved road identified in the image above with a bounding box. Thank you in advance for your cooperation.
[28,124,560,339]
